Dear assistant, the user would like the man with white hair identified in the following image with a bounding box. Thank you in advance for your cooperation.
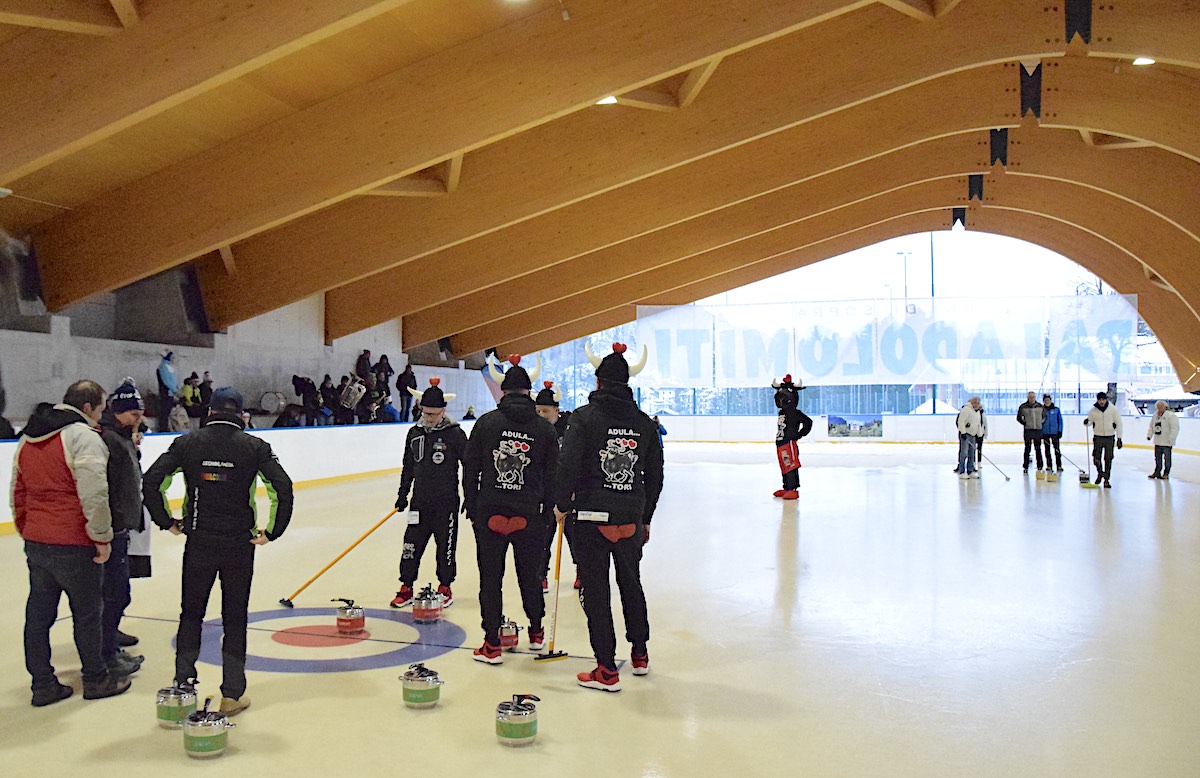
[1146,400,1179,480]
[955,397,983,479]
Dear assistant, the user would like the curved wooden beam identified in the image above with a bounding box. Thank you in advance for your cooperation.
[464,176,1200,385]
[408,127,1200,349]
[403,135,990,349]
[496,209,1200,390]
[31,0,866,310]
[0,0,411,183]
[324,56,1200,341]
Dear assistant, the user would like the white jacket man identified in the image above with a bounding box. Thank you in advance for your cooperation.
[956,403,982,435]
[1083,392,1122,487]
[1146,401,1179,479]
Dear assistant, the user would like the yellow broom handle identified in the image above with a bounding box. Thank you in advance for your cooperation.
[283,508,399,602]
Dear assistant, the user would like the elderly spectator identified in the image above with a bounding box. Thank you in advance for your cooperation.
[1146,400,1180,480]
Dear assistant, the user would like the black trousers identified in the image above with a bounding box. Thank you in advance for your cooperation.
[473,513,545,644]
[399,496,459,586]
[1092,435,1115,479]
[573,522,649,671]
[975,436,984,462]
[1154,445,1173,476]
[1022,429,1044,469]
[24,541,106,689]
[1041,435,1063,471]
[781,468,799,490]
[101,531,131,659]
[175,539,255,700]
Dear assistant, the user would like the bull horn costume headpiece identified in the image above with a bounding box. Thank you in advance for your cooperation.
[535,380,563,406]
[585,341,648,383]
[408,377,455,407]
[488,353,540,388]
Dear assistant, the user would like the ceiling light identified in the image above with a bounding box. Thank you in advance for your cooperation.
[595,96,618,105]
[1133,57,1155,66]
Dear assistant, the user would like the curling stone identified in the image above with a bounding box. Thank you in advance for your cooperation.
[400,663,445,709]
[496,694,540,747]
[333,597,365,635]
[182,697,235,759]
[499,615,523,652]
[156,680,198,729]
[412,584,443,624]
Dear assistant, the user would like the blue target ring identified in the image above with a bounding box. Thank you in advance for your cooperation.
[192,607,467,673]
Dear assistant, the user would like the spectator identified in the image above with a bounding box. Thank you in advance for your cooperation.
[98,379,148,677]
[144,387,293,717]
[198,371,214,413]
[291,375,320,427]
[1147,400,1179,479]
[397,365,417,420]
[373,355,396,396]
[272,405,304,428]
[156,351,179,433]
[127,422,153,581]
[13,379,132,706]
[317,375,337,426]
[0,379,15,439]
[462,405,476,420]
[334,376,355,425]
[355,350,372,382]
[377,396,402,423]
[653,415,667,449]
[181,373,203,420]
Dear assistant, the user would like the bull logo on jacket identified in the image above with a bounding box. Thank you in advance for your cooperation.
[599,437,639,489]
[493,439,531,488]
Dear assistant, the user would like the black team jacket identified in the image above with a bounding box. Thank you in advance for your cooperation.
[776,407,813,445]
[554,386,664,527]
[143,412,294,545]
[99,410,143,533]
[463,393,558,522]
[396,416,467,509]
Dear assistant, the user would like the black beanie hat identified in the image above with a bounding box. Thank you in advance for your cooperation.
[596,343,631,384]
[418,378,447,408]
[535,381,559,406]
[500,357,532,392]
[109,378,144,414]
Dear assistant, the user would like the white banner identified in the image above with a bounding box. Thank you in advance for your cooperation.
[636,295,1138,387]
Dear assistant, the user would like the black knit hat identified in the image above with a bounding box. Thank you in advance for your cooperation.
[109,378,144,413]
[596,343,631,384]
[535,381,559,406]
[500,356,532,392]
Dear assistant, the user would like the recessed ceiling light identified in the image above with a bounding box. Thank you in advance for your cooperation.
[595,96,618,105]
[1133,57,1156,66]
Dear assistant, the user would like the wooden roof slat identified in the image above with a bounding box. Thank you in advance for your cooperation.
[32,0,864,311]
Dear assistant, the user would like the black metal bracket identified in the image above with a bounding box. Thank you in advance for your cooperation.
[990,128,1009,167]
[1065,0,1092,45]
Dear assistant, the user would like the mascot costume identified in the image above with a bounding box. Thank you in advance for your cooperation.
[772,374,813,500]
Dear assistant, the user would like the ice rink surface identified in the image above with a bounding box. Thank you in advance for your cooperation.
[1,441,1197,777]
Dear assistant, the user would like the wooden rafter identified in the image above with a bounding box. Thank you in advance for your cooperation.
[365,153,465,197]
[218,245,236,276]
[877,0,935,21]
[34,0,865,312]
[108,0,136,28]
[0,0,122,36]
[677,57,723,108]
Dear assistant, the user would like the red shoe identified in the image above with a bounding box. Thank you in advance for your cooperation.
[577,665,621,692]
[541,578,549,594]
[389,585,413,608]
[473,641,503,665]
[773,489,786,497]
[573,577,581,590]
[528,628,545,650]
[631,652,650,676]
[437,584,454,608]
[781,490,799,500]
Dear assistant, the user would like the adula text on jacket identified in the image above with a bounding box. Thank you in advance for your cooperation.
[463,393,558,522]
[555,386,664,526]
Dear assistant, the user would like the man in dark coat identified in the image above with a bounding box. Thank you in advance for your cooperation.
[390,379,468,608]
[535,380,574,591]
[555,343,663,692]
[463,357,558,663]
[143,388,293,717]
[98,379,149,677]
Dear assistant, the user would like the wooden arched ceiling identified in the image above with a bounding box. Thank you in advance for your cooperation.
[2,0,1198,388]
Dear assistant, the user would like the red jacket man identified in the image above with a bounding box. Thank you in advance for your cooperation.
[12,380,131,706]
